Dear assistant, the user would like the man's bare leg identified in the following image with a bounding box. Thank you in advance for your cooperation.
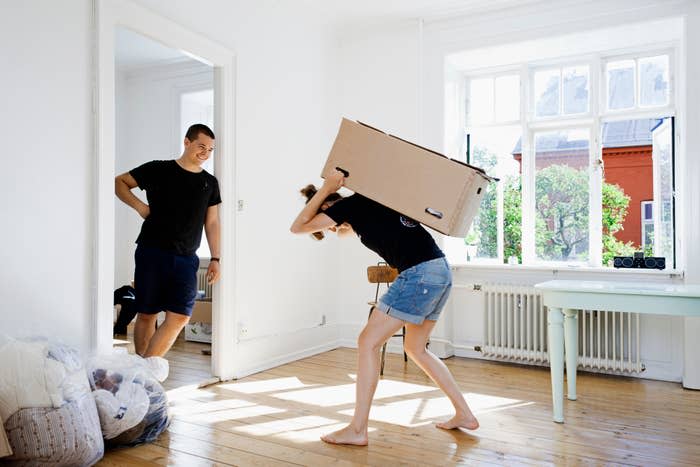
[321,310,404,446]
[134,313,158,356]
[404,320,479,431]
[143,311,190,358]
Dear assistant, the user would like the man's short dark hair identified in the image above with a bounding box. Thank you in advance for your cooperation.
[185,124,215,141]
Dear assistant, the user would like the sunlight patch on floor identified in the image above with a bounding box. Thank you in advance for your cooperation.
[232,415,341,437]
[276,423,378,444]
[166,384,210,400]
[272,379,437,407]
[184,403,287,423]
[333,392,532,427]
[217,376,315,394]
[169,398,256,416]
[463,393,534,415]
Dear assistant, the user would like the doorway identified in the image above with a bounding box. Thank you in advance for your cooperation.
[114,26,215,381]
[95,0,238,380]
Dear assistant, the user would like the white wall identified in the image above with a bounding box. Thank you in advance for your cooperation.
[0,1,94,351]
[0,0,342,365]
[114,59,213,288]
[129,0,347,375]
[332,0,700,382]
[330,23,426,344]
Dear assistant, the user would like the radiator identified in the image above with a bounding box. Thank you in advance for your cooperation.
[197,267,213,299]
[482,283,643,373]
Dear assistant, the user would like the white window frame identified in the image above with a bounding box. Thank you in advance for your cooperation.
[462,46,676,268]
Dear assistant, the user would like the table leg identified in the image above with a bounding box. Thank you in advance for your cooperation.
[564,308,578,401]
[548,307,565,423]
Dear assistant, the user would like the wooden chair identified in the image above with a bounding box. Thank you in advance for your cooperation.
[367,262,406,375]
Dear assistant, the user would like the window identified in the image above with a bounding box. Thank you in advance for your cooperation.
[180,89,214,258]
[454,74,522,264]
[534,129,590,263]
[533,65,589,118]
[606,55,669,111]
[453,49,675,268]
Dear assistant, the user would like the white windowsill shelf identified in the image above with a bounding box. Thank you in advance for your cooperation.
[451,262,683,278]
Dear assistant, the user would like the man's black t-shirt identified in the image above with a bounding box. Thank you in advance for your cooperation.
[323,194,444,272]
[130,160,221,256]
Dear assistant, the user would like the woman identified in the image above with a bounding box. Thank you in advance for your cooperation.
[290,170,479,446]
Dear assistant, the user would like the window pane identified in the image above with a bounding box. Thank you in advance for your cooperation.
[607,60,635,110]
[469,78,494,124]
[534,69,559,117]
[652,118,674,261]
[600,118,673,266]
[445,126,521,263]
[642,223,654,250]
[534,130,590,262]
[562,66,589,115]
[495,75,520,121]
[181,89,215,258]
[639,55,669,107]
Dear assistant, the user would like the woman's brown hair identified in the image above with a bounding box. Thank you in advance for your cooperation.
[300,184,343,240]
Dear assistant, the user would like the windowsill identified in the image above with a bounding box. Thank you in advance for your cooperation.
[450,262,684,277]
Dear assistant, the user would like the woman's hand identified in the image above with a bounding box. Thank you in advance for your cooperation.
[321,169,345,193]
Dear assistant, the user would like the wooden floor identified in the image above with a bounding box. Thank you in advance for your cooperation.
[99,337,700,466]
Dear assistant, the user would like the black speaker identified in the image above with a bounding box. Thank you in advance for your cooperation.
[644,257,666,270]
[613,255,665,270]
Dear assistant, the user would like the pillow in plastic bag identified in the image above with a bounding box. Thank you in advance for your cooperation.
[87,354,170,446]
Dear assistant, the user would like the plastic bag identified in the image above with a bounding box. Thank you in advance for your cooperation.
[0,335,103,466]
[87,353,170,445]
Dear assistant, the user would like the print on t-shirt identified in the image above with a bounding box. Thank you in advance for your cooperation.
[400,215,417,228]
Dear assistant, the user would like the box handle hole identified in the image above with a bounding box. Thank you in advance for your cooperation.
[425,207,443,219]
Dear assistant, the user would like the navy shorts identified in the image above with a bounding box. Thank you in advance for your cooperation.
[134,245,199,316]
[375,257,452,325]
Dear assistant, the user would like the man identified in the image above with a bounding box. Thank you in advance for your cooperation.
[115,124,221,357]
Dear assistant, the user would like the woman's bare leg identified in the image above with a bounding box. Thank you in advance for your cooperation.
[321,310,404,445]
[404,320,479,430]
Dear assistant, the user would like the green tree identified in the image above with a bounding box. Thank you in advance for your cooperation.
[467,147,498,258]
[601,182,636,265]
[503,176,522,262]
[467,162,633,266]
[535,165,589,260]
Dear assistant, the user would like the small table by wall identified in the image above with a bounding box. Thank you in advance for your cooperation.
[534,279,700,423]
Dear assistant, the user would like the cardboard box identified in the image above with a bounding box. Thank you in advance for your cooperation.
[322,119,496,237]
[185,300,212,343]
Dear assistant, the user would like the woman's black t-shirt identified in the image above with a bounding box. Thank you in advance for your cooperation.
[323,194,444,272]
[130,160,221,256]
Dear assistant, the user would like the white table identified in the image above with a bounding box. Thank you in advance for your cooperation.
[534,279,700,423]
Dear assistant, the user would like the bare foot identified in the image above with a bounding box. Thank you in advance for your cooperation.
[436,413,480,431]
[320,425,368,446]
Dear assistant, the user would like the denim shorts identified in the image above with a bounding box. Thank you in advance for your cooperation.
[134,245,199,316]
[375,257,452,325]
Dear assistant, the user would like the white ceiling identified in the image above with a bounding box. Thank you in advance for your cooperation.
[115,27,191,70]
[115,0,544,68]
[307,0,545,27]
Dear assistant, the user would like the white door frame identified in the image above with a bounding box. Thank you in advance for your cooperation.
[93,0,238,380]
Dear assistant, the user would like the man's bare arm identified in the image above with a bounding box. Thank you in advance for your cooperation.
[115,172,150,219]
